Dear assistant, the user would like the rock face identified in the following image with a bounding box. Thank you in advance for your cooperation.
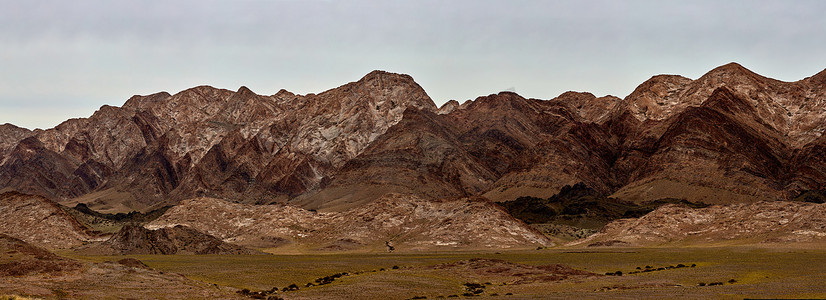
[0,191,99,249]
[570,201,826,247]
[2,64,826,213]
[0,71,437,212]
[78,224,263,255]
[147,195,552,251]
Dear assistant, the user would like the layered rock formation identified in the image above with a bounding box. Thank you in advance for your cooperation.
[1,63,826,213]
[0,233,244,299]
[0,71,437,212]
[570,200,826,247]
[77,225,263,255]
[0,191,100,249]
[147,194,552,251]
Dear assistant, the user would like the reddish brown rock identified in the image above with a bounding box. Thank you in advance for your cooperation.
[2,64,826,213]
[0,191,99,249]
[148,194,552,251]
[77,224,263,255]
[571,200,826,246]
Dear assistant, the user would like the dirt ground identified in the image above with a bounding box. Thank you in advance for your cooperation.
[4,245,812,299]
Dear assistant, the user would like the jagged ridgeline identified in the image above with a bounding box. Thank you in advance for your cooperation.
[0,63,825,215]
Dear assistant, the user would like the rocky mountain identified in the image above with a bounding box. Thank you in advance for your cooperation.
[77,224,263,255]
[147,194,552,251]
[0,71,437,212]
[1,63,826,213]
[570,200,826,247]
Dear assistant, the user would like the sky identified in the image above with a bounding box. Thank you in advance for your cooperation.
[1,0,825,130]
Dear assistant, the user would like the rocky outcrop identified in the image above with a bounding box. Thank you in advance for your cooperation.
[0,191,99,249]
[0,234,244,299]
[77,224,263,255]
[570,200,826,246]
[0,123,33,163]
[148,195,552,251]
[0,234,82,276]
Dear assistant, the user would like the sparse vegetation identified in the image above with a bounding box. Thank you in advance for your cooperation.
[58,247,826,299]
[0,296,42,300]
[61,203,172,233]
[627,263,695,274]
[281,284,299,292]
[496,183,709,236]
[792,190,826,203]
[463,282,486,295]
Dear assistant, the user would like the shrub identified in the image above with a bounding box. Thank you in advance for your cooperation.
[281,284,299,292]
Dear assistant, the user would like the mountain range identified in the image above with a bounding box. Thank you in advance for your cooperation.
[1,63,825,216]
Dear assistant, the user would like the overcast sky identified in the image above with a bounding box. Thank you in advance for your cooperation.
[2,0,825,130]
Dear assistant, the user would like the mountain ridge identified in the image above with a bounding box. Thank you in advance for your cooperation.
[2,64,826,213]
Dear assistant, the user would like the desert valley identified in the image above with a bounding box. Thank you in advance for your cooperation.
[2,63,826,299]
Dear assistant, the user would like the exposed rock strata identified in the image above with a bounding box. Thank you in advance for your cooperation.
[570,200,826,246]
[77,224,263,255]
[0,191,100,249]
[147,194,552,251]
[2,64,826,212]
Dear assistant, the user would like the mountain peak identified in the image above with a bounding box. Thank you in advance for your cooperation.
[699,62,767,82]
[233,86,259,99]
[359,70,415,83]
